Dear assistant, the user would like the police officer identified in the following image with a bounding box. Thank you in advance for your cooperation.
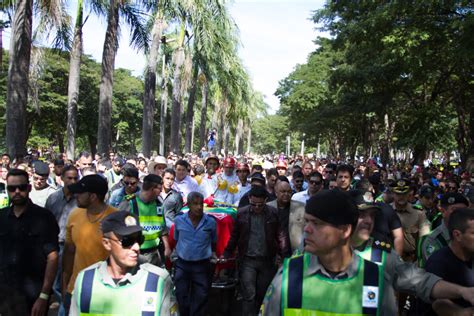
[418,192,469,268]
[69,211,176,315]
[118,174,170,266]
[262,190,474,315]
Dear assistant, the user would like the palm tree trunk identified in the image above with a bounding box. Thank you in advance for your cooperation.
[142,14,165,158]
[6,0,33,158]
[246,127,251,154]
[234,118,243,155]
[159,53,167,156]
[199,81,208,150]
[184,62,199,153]
[97,0,119,155]
[223,122,230,156]
[66,0,83,160]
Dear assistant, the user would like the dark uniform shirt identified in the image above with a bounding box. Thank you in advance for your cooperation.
[0,201,59,308]
[372,202,402,245]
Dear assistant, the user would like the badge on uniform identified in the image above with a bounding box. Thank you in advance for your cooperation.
[142,291,157,312]
[362,286,379,308]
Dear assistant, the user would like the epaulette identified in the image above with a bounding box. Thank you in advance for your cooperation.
[125,194,136,201]
[373,239,392,253]
[141,263,170,279]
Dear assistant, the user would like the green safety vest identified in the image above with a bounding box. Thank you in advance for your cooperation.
[281,253,384,316]
[75,266,165,316]
[129,197,165,250]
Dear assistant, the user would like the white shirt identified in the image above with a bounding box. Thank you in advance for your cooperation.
[173,175,199,202]
[291,189,311,205]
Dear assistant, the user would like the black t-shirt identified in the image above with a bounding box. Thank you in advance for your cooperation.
[372,202,402,244]
[0,201,59,308]
[425,246,474,308]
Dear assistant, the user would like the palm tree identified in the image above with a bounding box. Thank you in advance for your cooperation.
[97,0,149,155]
[65,0,84,160]
[141,1,170,158]
[169,20,186,154]
[66,0,106,160]
[5,0,33,157]
[4,0,70,157]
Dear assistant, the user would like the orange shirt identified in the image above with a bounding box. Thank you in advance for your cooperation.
[65,205,117,293]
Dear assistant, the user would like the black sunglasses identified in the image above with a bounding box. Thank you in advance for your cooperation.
[106,234,144,248]
[123,181,138,186]
[7,184,29,192]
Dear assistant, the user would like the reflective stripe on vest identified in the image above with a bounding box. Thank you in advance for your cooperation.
[79,267,161,316]
[283,253,381,316]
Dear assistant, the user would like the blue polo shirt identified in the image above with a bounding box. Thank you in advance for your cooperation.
[174,212,217,261]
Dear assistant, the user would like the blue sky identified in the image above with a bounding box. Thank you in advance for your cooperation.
[2,0,325,112]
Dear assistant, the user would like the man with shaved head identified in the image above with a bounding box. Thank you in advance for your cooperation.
[268,181,305,256]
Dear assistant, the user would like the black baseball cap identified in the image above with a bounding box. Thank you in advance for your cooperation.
[250,172,266,185]
[33,161,50,176]
[305,190,359,227]
[440,192,469,207]
[101,211,142,236]
[68,174,108,196]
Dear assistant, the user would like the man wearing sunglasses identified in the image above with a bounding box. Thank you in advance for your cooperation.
[108,167,141,208]
[0,169,59,316]
[292,171,324,205]
[70,211,176,315]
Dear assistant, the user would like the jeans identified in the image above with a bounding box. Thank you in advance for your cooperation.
[63,292,71,316]
[53,243,66,316]
[174,258,212,316]
[239,257,277,316]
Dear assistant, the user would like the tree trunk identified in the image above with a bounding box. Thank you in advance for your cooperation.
[66,0,83,160]
[142,15,165,158]
[234,118,243,155]
[97,0,119,155]
[57,132,64,154]
[223,122,230,156]
[88,134,97,156]
[199,81,208,150]
[184,62,199,154]
[246,126,251,154]
[159,53,167,156]
[170,46,185,154]
[6,0,33,158]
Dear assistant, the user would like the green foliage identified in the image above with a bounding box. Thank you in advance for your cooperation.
[0,48,146,155]
[277,1,474,165]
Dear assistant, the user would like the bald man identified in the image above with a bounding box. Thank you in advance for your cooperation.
[267,181,305,256]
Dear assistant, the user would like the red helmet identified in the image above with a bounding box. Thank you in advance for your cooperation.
[223,157,236,168]
[236,162,250,171]
[276,160,288,170]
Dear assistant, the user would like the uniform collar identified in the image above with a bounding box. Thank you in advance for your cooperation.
[97,259,141,287]
[305,252,359,280]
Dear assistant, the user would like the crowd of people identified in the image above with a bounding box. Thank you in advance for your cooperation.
[0,149,473,316]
